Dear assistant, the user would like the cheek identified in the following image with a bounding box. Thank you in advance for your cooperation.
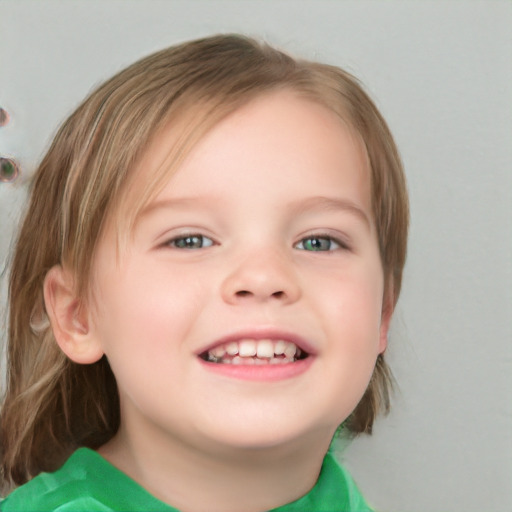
[92,260,209,355]
[323,262,384,330]
[317,262,385,384]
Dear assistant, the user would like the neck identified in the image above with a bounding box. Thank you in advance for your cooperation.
[99,420,333,512]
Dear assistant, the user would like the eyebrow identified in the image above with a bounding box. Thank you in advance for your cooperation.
[289,196,372,229]
[139,197,205,218]
[138,195,371,228]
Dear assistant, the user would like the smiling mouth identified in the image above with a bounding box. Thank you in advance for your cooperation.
[199,339,309,365]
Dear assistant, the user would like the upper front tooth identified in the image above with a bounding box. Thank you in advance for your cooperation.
[256,339,274,358]
[239,340,257,357]
[217,339,300,359]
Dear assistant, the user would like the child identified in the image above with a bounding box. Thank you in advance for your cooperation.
[0,34,408,511]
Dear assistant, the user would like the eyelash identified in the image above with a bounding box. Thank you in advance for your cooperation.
[165,233,349,252]
[165,234,214,249]
[294,235,349,252]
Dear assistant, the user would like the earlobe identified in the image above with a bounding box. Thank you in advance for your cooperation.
[378,309,391,354]
[43,265,104,364]
[378,290,395,354]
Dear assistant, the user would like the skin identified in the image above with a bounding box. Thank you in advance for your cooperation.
[45,90,391,512]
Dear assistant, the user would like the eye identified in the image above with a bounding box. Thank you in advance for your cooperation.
[295,235,343,252]
[167,234,214,249]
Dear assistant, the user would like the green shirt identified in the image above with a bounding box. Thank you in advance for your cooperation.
[1,448,373,511]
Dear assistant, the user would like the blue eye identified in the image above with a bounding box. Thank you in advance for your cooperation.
[168,235,214,249]
[295,236,341,251]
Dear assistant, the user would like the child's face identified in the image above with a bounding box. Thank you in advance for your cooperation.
[89,90,389,453]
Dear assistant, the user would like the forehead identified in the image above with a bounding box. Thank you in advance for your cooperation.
[114,89,370,233]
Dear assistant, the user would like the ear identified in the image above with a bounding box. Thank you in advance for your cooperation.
[43,265,104,364]
[378,287,395,354]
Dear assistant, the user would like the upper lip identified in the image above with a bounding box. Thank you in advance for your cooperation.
[196,327,317,356]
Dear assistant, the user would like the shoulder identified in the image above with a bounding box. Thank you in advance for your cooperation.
[0,449,109,511]
[0,448,175,512]
[274,452,374,512]
[318,452,375,511]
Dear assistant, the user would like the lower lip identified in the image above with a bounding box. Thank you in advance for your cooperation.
[199,357,314,382]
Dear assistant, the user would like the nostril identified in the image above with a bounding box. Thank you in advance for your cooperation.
[234,290,286,299]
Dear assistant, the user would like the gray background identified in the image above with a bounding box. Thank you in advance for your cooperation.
[1,1,511,510]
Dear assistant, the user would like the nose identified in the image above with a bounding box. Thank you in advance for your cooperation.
[220,249,301,305]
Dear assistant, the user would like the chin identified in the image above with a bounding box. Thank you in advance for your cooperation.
[197,415,338,454]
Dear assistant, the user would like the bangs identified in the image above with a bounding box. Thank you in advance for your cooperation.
[108,94,262,256]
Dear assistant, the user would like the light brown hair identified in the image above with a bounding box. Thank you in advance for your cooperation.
[0,34,408,489]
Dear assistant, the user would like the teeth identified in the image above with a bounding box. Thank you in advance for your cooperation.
[256,340,274,358]
[239,340,257,357]
[274,340,286,355]
[225,342,239,356]
[283,342,297,359]
[211,346,226,358]
[206,339,305,364]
